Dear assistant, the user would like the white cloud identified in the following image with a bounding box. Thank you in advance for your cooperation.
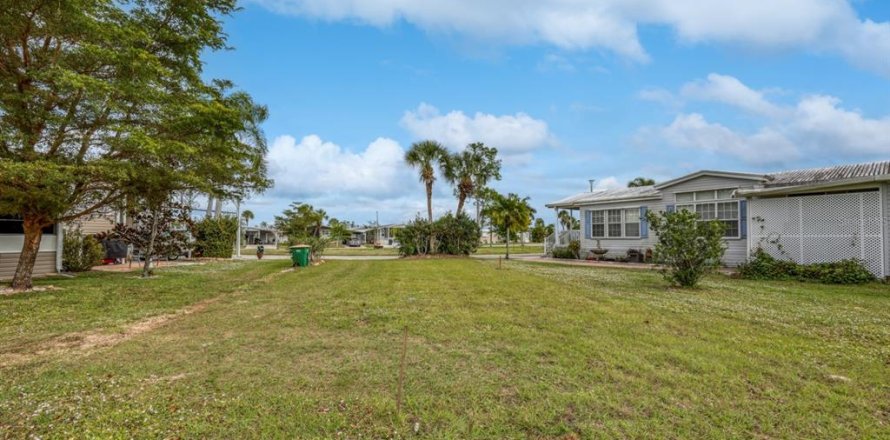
[659,113,800,165]
[252,0,890,76]
[266,134,411,198]
[639,74,890,164]
[593,176,622,190]
[400,103,556,155]
[680,73,786,118]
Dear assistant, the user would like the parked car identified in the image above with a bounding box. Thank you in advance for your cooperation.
[346,239,362,247]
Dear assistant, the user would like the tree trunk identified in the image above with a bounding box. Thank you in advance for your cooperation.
[425,181,433,223]
[505,224,511,260]
[456,194,466,217]
[205,195,214,218]
[214,198,222,218]
[11,216,47,290]
[142,209,159,278]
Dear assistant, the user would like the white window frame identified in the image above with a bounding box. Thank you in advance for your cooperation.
[675,189,740,239]
[589,207,641,239]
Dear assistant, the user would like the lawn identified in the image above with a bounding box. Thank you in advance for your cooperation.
[257,243,543,257]
[1,259,888,438]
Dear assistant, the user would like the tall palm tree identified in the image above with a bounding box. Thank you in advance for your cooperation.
[558,210,577,231]
[405,140,448,222]
[241,209,254,228]
[442,142,501,217]
[483,191,535,260]
[628,177,656,187]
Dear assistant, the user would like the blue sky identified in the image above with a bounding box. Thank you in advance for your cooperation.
[203,0,890,226]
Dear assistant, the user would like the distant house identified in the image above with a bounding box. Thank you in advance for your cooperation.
[350,224,404,247]
[546,160,890,278]
[0,216,61,279]
[244,226,280,246]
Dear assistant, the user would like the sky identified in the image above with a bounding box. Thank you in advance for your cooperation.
[201,0,890,226]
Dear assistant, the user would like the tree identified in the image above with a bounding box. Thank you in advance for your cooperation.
[646,209,726,287]
[241,210,255,228]
[0,0,268,290]
[483,192,536,259]
[109,200,193,277]
[405,140,448,223]
[628,177,656,187]
[529,218,553,243]
[328,218,351,246]
[275,203,328,244]
[441,142,502,217]
[557,210,580,231]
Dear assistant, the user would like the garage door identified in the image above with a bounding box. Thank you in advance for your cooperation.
[748,190,884,277]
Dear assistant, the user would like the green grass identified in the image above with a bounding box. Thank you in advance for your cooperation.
[1,259,888,438]
[257,243,543,257]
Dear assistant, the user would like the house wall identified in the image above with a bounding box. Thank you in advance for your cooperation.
[578,175,761,266]
[883,183,890,278]
[0,233,59,279]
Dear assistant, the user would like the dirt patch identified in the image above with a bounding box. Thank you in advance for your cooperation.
[0,299,216,368]
[0,285,62,297]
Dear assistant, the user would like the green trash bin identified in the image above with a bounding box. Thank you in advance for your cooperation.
[289,245,311,267]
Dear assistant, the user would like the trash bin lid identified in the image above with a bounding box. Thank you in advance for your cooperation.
[289,245,311,249]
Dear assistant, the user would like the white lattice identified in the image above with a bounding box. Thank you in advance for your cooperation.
[749,191,884,277]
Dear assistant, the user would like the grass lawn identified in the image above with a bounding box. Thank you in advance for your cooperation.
[257,243,543,257]
[2,259,888,438]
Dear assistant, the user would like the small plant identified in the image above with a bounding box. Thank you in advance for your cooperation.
[193,216,238,258]
[739,249,876,284]
[62,230,104,272]
[551,240,580,259]
[646,209,726,287]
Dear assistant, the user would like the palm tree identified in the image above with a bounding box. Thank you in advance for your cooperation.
[558,210,578,231]
[441,142,501,217]
[405,140,448,223]
[241,209,254,228]
[483,191,535,260]
[628,177,656,187]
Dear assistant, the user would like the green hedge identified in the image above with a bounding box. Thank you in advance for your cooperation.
[62,230,105,272]
[193,217,238,258]
[396,213,481,256]
[738,249,876,284]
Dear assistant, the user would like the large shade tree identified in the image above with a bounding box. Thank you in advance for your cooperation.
[404,140,447,223]
[483,191,535,260]
[0,0,269,289]
[442,142,501,217]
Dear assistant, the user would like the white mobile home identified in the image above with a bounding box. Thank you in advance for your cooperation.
[0,217,61,279]
[546,161,890,278]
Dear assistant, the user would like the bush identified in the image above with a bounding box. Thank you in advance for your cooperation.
[397,213,481,256]
[193,216,238,258]
[646,209,726,287]
[63,230,104,272]
[551,240,580,259]
[435,213,481,256]
[739,249,875,284]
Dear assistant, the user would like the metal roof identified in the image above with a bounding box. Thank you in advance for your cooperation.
[546,186,660,208]
[764,161,890,187]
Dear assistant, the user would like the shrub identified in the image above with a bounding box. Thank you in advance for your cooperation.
[193,216,238,258]
[435,213,481,256]
[397,213,481,256]
[63,230,104,272]
[646,209,726,287]
[739,248,875,284]
[395,218,435,256]
[551,247,577,259]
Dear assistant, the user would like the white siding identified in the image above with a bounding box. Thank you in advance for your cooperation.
[576,175,762,266]
[884,183,890,278]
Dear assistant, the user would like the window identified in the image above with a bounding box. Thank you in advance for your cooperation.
[624,208,640,237]
[589,208,641,238]
[0,216,55,235]
[591,210,605,238]
[674,189,740,238]
[607,209,622,237]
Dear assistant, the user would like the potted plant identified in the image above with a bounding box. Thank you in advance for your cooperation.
[256,245,265,260]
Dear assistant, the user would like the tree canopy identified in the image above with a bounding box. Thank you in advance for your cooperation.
[482,191,535,259]
[628,177,656,187]
[441,142,501,217]
[405,140,448,223]
[0,0,270,289]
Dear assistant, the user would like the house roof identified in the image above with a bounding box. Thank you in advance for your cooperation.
[763,161,890,187]
[545,186,661,209]
[654,170,767,189]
